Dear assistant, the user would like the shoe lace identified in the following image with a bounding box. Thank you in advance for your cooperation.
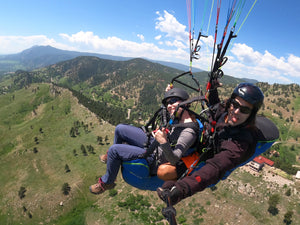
[96,178,105,191]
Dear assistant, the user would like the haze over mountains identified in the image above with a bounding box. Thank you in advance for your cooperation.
[0,45,259,83]
[0,45,202,74]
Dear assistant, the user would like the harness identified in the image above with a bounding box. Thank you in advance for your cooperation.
[178,101,226,179]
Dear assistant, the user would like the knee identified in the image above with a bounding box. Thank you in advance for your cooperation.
[115,124,126,134]
[157,164,177,181]
[107,145,119,158]
[157,165,166,179]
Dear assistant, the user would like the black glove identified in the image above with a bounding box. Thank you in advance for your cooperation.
[157,181,182,206]
[210,78,222,90]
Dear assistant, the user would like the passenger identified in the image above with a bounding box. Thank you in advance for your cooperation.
[89,88,199,194]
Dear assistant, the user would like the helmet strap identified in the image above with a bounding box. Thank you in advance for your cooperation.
[174,107,186,122]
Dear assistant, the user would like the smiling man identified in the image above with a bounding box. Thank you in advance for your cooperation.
[157,82,267,205]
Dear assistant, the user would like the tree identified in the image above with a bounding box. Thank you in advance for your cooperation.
[105,135,109,144]
[18,186,26,199]
[81,144,87,156]
[285,188,291,196]
[97,136,103,145]
[62,183,71,195]
[87,145,95,154]
[70,127,76,137]
[65,164,71,173]
[73,149,78,156]
[283,210,293,225]
[33,147,38,153]
[268,194,280,215]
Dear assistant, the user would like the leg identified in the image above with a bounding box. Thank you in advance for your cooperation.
[101,144,146,184]
[100,124,152,164]
[157,163,178,181]
[114,124,152,147]
[90,144,146,194]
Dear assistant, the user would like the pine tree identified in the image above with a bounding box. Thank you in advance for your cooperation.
[62,183,71,195]
[18,187,27,199]
[283,211,293,225]
[268,194,280,215]
[65,164,71,173]
[81,144,87,156]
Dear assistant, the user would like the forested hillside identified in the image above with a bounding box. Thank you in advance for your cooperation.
[1,56,245,124]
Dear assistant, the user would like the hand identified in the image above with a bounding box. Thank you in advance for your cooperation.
[154,128,168,144]
[211,79,222,89]
[157,180,181,205]
[165,84,173,92]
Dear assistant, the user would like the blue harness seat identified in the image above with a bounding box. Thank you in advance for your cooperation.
[122,158,164,191]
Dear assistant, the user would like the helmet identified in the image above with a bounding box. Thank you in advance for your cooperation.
[230,83,264,126]
[162,88,189,105]
[231,83,264,111]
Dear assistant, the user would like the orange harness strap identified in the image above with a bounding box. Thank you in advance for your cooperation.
[181,152,200,175]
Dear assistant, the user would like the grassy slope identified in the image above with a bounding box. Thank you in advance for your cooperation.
[0,83,116,224]
[0,83,299,225]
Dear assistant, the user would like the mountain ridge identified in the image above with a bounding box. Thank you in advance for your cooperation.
[7,54,248,124]
[0,45,256,82]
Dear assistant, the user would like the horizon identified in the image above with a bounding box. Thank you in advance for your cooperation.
[2,44,300,85]
[0,0,299,85]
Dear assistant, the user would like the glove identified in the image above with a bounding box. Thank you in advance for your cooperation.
[210,78,222,90]
[157,181,182,206]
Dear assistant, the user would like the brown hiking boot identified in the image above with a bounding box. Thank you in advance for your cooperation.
[89,178,116,195]
[99,153,108,164]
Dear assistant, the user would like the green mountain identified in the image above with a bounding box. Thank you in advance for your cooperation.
[0,45,131,73]
[4,56,246,125]
[0,45,207,75]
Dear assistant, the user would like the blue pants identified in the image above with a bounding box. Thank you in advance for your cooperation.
[113,124,150,146]
[101,124,154,184]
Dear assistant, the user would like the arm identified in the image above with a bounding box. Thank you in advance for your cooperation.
[207,79,222,105]
[155,127,197,165]
[158,136,254,205]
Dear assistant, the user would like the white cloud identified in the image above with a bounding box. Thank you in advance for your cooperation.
[155,10,188,44]
[230,43,261,64]
[229,43,300,83]
[165,40,186,49]
[59,31,188,62]
[155,35,162,40]
[0,35,58,54]
[137,34,145,42]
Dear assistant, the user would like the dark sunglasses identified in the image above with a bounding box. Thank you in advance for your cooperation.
[166,97,181,105]
[230,99,252,114]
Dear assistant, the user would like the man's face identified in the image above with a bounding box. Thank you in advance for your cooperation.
[227,96,253,126]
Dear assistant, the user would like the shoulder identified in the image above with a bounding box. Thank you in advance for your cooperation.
[173,121,199,134]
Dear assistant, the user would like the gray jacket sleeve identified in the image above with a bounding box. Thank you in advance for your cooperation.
[160,127,197,165]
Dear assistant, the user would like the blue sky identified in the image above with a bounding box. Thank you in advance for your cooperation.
[0,0,299,84]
